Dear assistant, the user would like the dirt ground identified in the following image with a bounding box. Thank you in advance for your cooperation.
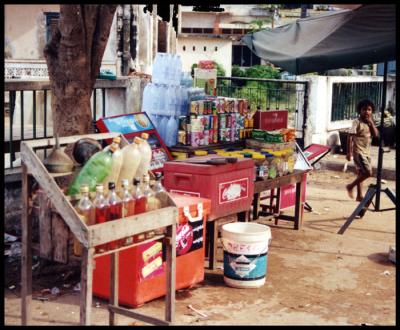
[4,169,396,326]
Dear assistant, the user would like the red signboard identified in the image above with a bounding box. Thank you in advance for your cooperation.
[253,110,288,131]
[279,172,307,210]
[96,112,173,172]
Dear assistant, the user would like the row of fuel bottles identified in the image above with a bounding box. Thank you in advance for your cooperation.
[73,172,166,256]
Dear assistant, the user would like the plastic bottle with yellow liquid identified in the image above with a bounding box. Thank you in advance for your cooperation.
[135,133,153,179]
[117,137,142,190]
[102,136,124,194]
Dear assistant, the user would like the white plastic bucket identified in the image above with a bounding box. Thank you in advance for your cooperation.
[221,222,272,288]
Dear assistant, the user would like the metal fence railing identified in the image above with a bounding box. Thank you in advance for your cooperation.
[331,81,383,121]
[216,76,309,148]
[4,79,129,170]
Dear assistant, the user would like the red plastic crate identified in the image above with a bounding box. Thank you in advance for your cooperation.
[92,195,211,308]
[163,156,255,220]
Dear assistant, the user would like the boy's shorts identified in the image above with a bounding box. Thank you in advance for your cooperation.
[353,153,372,175]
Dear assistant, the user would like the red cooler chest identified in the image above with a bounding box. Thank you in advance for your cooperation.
[163,156,255,220]
[92,195,211,308]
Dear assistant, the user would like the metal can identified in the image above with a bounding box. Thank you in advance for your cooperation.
[208,129,214,144]
[219,128,226,142]
[198,100,204,115]
[207,115,213,130]
[190,101,199,115]
[225,128,231,142]
[186,125,191,145]
[178,116,188,131]
[178,130,186,145]
[226,114,232,128]
[203,130,209,146]
[219,113,226,129]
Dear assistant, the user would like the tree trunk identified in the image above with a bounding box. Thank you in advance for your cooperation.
[44,5,117,137]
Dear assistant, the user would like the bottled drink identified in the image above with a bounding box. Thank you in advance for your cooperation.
[67,138,121,196]
[93,184,109,253]
[153,172,166,195]
[73,184,95,257]
[107,182,123,250]
[158,115,169,142]
[143,174,161,212]
[121,179,135,245]
[142,174,160,239]
[102,136,124,194]
[116,136,142,190]
[135,133,152,179]
[133,177,147,214]
[165,115,178,147]
[152,172,166,236]
[132,177,147,243]
[175,54,182,86]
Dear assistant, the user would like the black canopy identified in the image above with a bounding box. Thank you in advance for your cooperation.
[242,4,397,231]
[242,4,396,75]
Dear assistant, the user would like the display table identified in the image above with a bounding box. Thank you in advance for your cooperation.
[169,141,245,159]
[252,170,309,230]
[20,133,178,326]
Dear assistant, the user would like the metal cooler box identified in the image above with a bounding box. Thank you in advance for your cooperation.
[163,156,255,220]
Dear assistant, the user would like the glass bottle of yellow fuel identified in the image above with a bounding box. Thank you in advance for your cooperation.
[73,184,95,256]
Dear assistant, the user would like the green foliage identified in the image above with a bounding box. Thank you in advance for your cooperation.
[245,65,281,80]
[231,65,246,78]
[249,18,272,32]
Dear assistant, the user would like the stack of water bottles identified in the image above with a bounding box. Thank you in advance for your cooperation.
[142,52,206,147]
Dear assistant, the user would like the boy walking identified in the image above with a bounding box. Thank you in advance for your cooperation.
[346,99,379,201]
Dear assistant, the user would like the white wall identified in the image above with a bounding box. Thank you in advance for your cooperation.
[177,36,232,76]
[5,4,60,60]
[302,75,386,147]
[181,12,217,28]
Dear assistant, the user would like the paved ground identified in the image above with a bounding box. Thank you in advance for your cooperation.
[4,169,396,326]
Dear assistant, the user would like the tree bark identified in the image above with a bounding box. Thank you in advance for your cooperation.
[44,5,117,137]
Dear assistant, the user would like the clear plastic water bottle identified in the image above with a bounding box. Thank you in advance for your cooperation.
[152,53,161,84]
[159,115,169,141]
[165,85,175,116]
[165,115,178,147]
[175,55,182,86]
[141,82,152,112]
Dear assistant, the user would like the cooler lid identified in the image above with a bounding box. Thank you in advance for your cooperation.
[169,193,211,222]
[164,155,254,175]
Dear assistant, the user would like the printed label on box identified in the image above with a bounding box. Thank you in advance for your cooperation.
[139,241,164,282]
[219,178,249,204]
[176,219,203,256]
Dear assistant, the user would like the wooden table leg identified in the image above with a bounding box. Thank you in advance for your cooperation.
[237,211,248,222]
[109,252,119,325]
[21,164,32,325]
[294,181,304,230]
[80,247,95,325]
[165,221,176,323]
[252,193,260,221]
[208,220,218,270]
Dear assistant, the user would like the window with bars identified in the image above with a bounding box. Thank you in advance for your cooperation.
[181,27,215,34]
[44,12,60,42]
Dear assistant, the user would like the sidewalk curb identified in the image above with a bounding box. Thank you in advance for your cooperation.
[319,160,396,181]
